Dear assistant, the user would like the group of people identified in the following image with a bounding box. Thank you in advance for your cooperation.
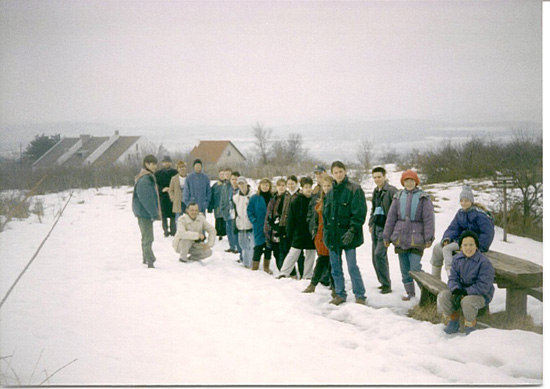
[132,154,496,335]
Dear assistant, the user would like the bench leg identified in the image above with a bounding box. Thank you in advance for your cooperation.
[506,288,528,321]
[419,286,436,307]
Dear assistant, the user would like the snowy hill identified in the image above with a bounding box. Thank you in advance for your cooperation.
[0,167,543,385]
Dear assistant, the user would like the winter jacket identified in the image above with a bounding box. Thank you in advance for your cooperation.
[448,250,495,305]
[323,176,367,250]
[442,206,494,252]
[248,192,272,246]
[208,179,227,218]
[172,213,216,253]
[369,181,398,228]
[168,174,186,213]
[183,171,212,212]
[286,193,315,250]
[233,187,253,231]
[280,189,300,228]
[219,182,235,221]
[155,167,178,217]
[265,192,287,246]
[383,188,435,252]
[132,169,161,220]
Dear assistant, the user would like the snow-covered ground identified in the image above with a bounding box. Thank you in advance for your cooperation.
[0,167,543,385]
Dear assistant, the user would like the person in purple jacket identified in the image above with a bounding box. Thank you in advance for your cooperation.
[383,170,435,301]
[437,230,495,335]
[430,184,494,280]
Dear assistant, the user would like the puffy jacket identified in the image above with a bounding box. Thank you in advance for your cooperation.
[219,182,234,221]
[183,171,212,213]
[208,179,227,217]
[323,176,367,250]
[132,169,161,220]
[286,193,315,250]
[443,206,494,252]
[265,192,287,246]
[383,188,435,251]
[172,213,216,253]
[248,193,271,246]
[233,187,253,231]
[448,250,495,305]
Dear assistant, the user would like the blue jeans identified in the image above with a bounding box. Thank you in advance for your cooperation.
[398,251,423,284]
[329,248,366,300]
[238,230,254,268]
[226,218,240,252]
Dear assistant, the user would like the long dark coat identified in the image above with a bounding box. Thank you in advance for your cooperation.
[155,167,178,217]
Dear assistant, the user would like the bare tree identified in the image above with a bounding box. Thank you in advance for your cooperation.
[356,138,374,175]
[252,122,273,166]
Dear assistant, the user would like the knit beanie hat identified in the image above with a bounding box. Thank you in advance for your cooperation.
[400,170,420,186]
[458,230,480,249]
[460,185,475,203]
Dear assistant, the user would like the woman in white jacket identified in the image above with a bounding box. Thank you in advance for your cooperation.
[172,202,216,262]
[233,176,254,268]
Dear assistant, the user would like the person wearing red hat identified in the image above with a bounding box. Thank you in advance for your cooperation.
[383,169,435,301]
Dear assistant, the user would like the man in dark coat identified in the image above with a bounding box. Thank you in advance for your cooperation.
[155,155,178,237]
[323,161,368,305]
[368,166,398,294]
[132,155,161,268]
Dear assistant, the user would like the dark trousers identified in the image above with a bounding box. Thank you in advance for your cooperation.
[311,255,333,288]
[138,217,156,266]
[215,217,226,237]
[162,216,176,236]
[253,243,272,262]
[372,225,391,288]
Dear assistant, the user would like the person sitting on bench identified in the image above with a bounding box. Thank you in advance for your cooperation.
[437,230,495,335]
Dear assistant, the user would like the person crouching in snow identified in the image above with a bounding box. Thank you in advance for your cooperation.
[172,202,216,262]
[437,230,495,335]
[383,169,435,301]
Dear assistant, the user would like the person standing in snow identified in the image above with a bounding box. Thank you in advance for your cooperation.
[168,160,188,226]
[155,155,178,237]
[172,202,216,262]
[265,178,288,271]
[220,168,240,254]
[302,175,335,295]
[323,161,368,305]
[368,166,398,295]
[279,175,301,276]
[383,170,435,301]
[430,184,494,280]
[132,155,161,268]
[208,168,228,241]
[233,176,254,268]
[277,176,316,279]
[247,178,273,273]
[437,230,495,335]
[183,159,212,213]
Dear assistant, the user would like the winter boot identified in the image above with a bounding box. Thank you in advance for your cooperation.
[263,259,273,275]
[402,282,416,301]
[330,286,337,298]
[464,320,477,335]
[443,312,460,334]
[251,260,260,271]
[329,295,346,306]
[356,298,366,305]
[302,283,316,293]
[431,265,442,280]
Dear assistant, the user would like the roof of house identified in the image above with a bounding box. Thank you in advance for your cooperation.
[63,136,109,166]
[35,137,80,167]
[92,136,140,167]
[189,140,246,163]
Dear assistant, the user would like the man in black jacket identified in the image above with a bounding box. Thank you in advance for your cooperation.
[155,155,178,237]
[323,161,368,305]
[368,166,398,294]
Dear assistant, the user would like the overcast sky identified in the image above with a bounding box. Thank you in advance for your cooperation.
[0,0,542,127]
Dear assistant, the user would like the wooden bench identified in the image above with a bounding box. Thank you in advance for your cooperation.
[410,250,543,323]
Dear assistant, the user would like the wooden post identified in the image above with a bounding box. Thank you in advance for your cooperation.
[505,288,528,322]
[503,186,508,242]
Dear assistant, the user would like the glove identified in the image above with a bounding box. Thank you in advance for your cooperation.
[341,230,354,246]
[451,289,467,311]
